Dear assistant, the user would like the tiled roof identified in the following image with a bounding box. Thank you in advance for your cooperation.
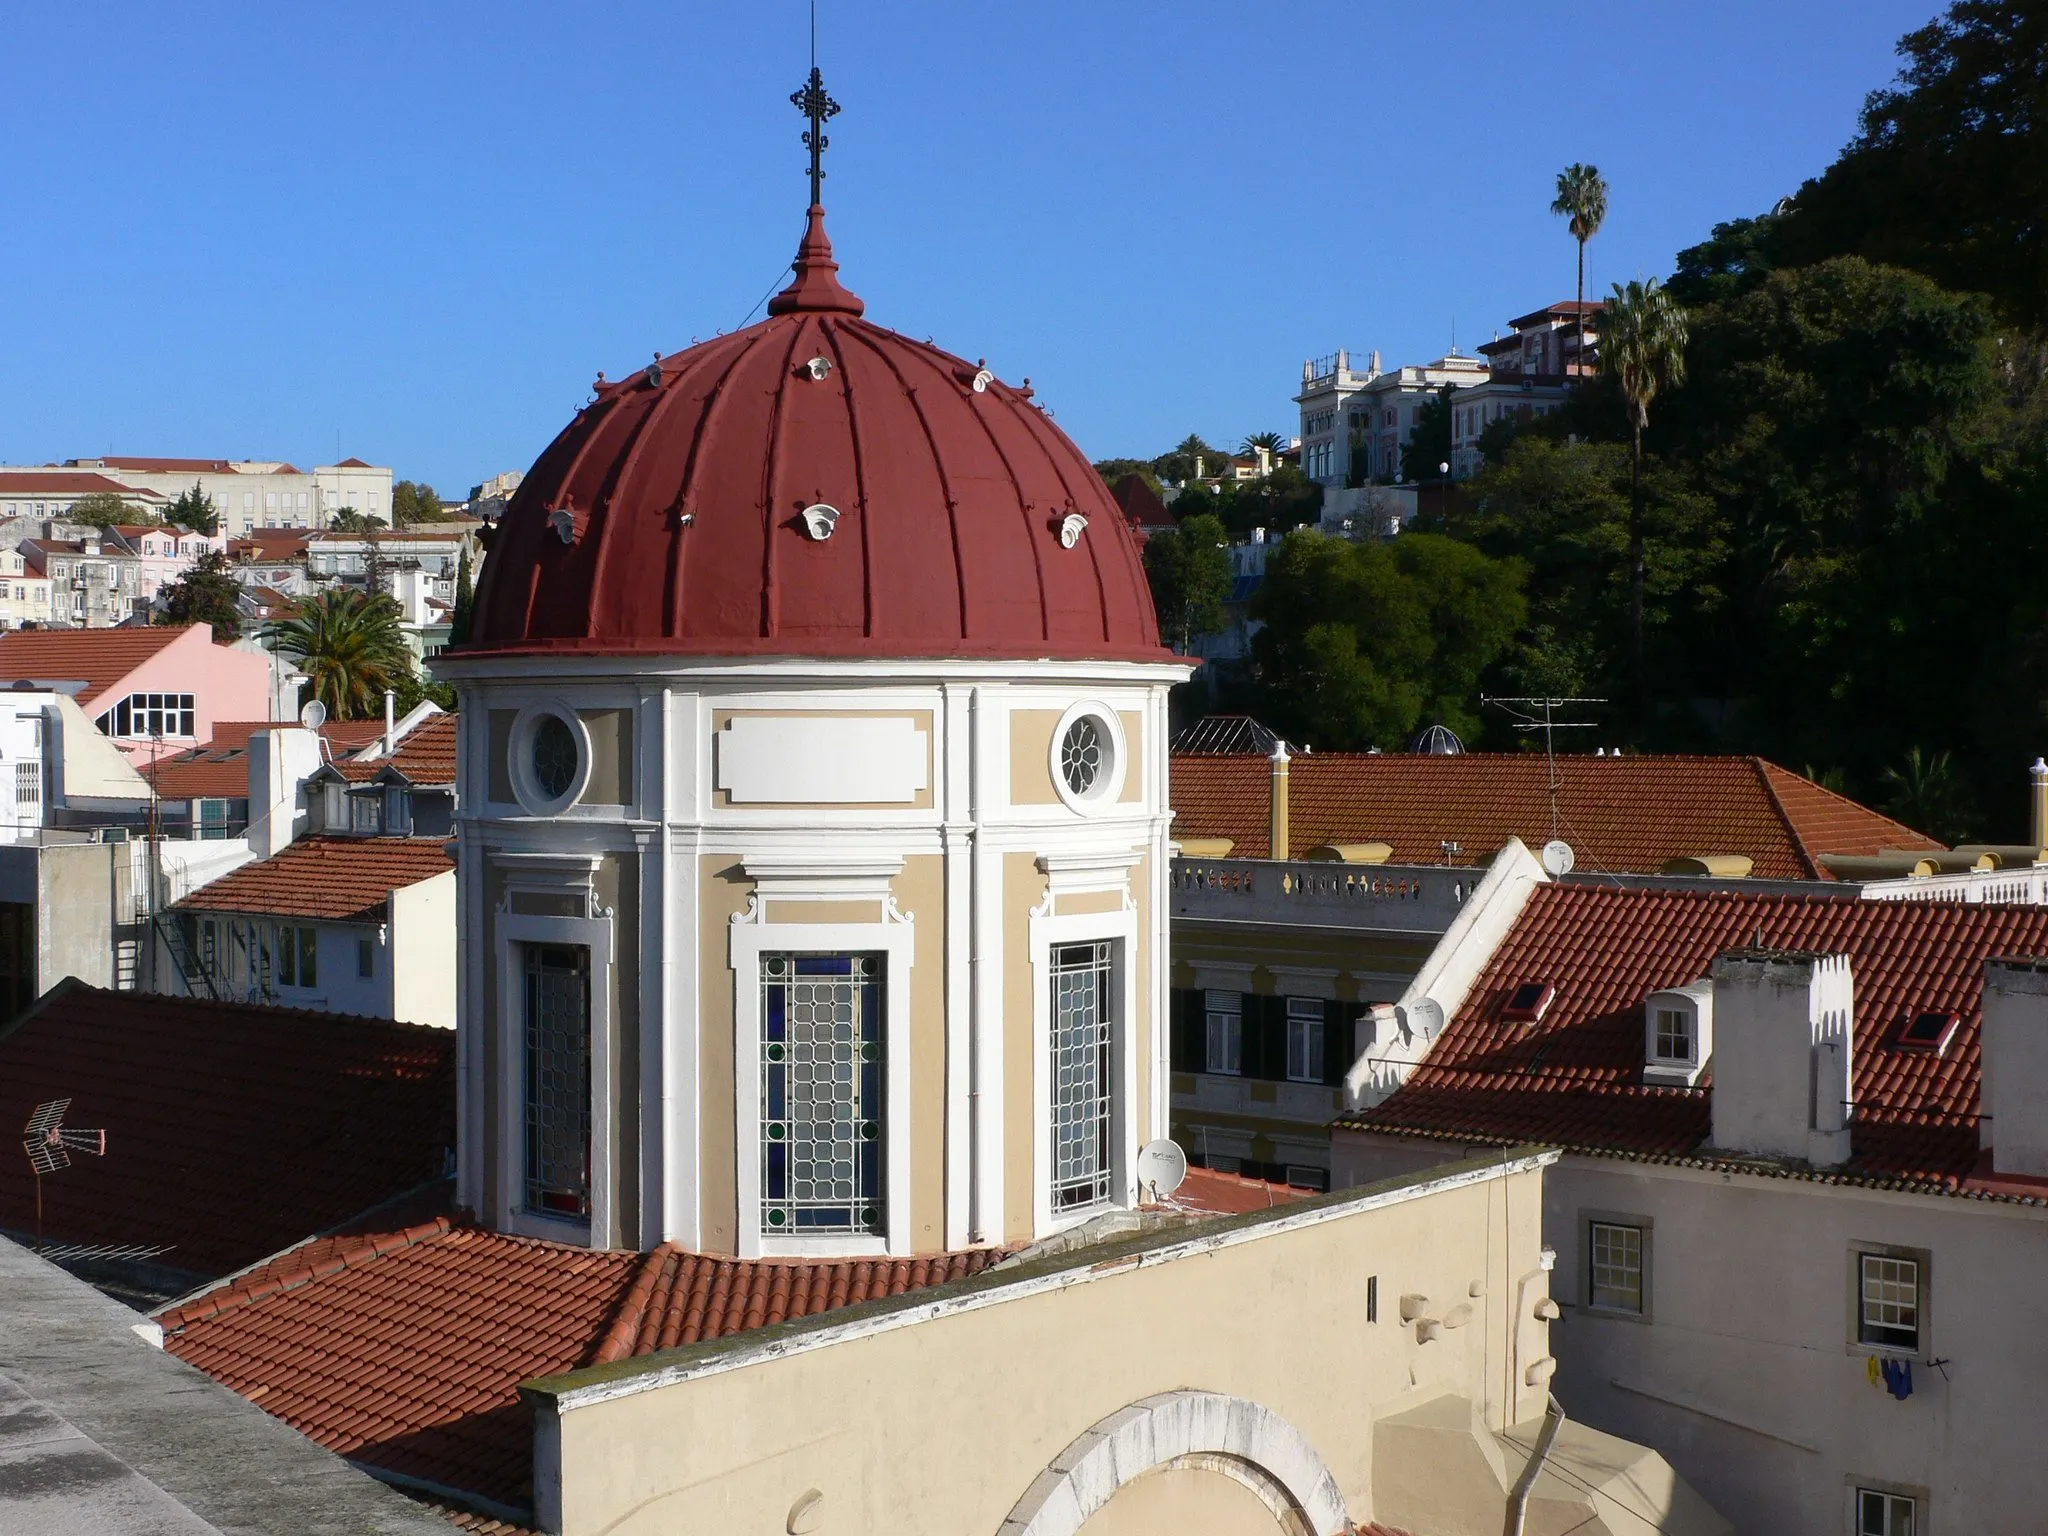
[151,719,390,799]
[1340,883,2048,1197]
[1169,752,1941,878]
[337,713,458,785]
[98,457,237,473]
[206,717,387,752]
[0,981,453,1278]
[159,1220,1004,1511]
[0,471,165,497]
[1154,1166,1311,1215]
[174,835,453,922]
[0,625,195,705]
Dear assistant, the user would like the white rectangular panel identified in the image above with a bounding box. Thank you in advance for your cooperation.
[716,715,929,804]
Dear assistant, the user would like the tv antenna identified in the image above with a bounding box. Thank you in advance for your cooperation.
[22,1098,107,1254]
[1482,696,1606,842]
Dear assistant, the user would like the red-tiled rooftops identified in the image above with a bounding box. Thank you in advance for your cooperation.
[175,835,453,922]
[1169,752,1940,878]
[336,713,457,785]
[0,625,201,706]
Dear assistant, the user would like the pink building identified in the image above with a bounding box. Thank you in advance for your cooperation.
[0,624,277,764]
[111,525,228,602]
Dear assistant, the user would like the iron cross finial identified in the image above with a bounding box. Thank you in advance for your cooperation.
[791,66,840,208]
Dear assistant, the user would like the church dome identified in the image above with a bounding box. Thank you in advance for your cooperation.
[465,209,1169,664]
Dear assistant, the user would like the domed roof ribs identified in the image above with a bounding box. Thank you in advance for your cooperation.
[661,327,780,639]
[949,371,1053,645]
[816,318,876,638]
[757,317,817,639]
[1035,430,1121,645]
[837,323,973,644]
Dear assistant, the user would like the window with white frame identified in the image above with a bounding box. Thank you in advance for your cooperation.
[1857,1251,1922,1352]
[13,760,39,809]
[98,692,195,739]
[1050,940,1116,1213]
[523,943,591,1219]
[1204,988,1242,1075]
[1286,996,1325,1083]
[1653,1005,1692,1062]
[760,953,884,1236]
[1856,1488,1916,1536]
[1587,1218,1646,1315]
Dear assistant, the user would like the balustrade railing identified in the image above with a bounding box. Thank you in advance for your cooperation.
[1171,857,1472,930]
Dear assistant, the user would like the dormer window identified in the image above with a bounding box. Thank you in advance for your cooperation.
[1643,981,1713,1087]
[1502,981,1554,1024]
[1891,1010,1960,1057]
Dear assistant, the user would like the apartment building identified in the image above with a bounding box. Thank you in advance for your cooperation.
[0,456,394,536]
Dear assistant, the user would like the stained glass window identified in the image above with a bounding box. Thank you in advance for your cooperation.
[761,953,884,1236]
[1051,940,1116,1212]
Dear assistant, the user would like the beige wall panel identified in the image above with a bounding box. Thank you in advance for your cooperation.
[486,710,515,804]
[896,853,947,1252]
[697,855,754,1255]
[762,899,884,926]
[544,1165,1557,1536]
[1079,1463,1293,1534]
[1010,709,1061,805]
[1005,851,1047,1243]
[579,709,635,806]
[1117,711,1144,803]
[709,708,935,810]
[1059,889,1126,917]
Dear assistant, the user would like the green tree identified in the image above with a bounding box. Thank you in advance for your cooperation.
[328,507,386,533]
[1779,1,2048,326]
[1240,431,1286,456]
[389,480,443,530]
[266,588,414,721]
[167,483,219,536]
[67,491,144,530]
[1399,389,1455,484]
[1880,746,1975,844]
[449,546,475,646]
[1601,278,1689,695]
[1551,163,1610,329]
[157,550,243,640]
[1153,435,1227,485]
[1249,529,1526,750]
[1143,513,1232,654]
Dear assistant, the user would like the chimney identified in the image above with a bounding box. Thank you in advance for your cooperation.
[246,727,323,858]
[1981,958,2048,1176]
[1708,950,1854,1166]
[385,688,397,755]
[1268,740,1292,861]
[2031,758,2047,853]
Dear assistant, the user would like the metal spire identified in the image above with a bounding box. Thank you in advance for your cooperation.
[791,3,840,208]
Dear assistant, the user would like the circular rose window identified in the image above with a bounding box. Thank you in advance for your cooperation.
[1060,716,1105,797]
[532,714,579,800]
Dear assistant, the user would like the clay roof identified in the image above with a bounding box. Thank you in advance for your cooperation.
[1169,752,1940,878]
[1111,473,1176,531]
[333,457,375,469]
[0,624,196,706]
[1508,299,1604,328]
[98,457,237,473]
[1340,883,2048,1199]
[159,1219,1003,1511]
[1155,1166,1312,1215]
[175,835,454,922]
[336,713,458,785]
[151,718,388,798]
[0,981,453,1277]
[464,206,1167,666]
[0,471,164,498]
[230,531,309,560]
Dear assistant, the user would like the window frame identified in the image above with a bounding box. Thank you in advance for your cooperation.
[1847,1477,1926,1536]
[1047,938,1117,1216]
[521,941,593,1221]
[508,700,592,817]
[1285,996,1326,1084]
[1580,1209,1653,1323]
[1046,698,1128,813]
[1204,988,1242,1076]
[758,951,889,1239]
[1029,894,1140,1238]
[1850,1244,1929,1357]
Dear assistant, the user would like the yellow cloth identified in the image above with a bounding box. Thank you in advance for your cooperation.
[1867,1355,1883,1387]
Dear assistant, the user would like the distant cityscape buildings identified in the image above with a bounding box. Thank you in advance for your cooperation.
[0,457,394,536]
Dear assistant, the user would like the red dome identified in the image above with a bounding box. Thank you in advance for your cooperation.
[465,209,1170,664]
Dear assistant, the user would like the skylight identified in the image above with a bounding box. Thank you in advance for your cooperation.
[1503,982,1555,1024]
[1892,1010,1960,1056]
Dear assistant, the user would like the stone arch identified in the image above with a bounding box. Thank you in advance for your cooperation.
[997,1390,1352,1536]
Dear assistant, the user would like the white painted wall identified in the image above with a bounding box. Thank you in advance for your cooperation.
[390,867,456,1028]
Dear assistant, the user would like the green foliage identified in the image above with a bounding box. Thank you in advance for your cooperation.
[157,550,243,641]
[328,507,387,533]
[1092,459,1160,492]
[1143,514,1233,654]
[266,588,415,721]
[1881,747,1978,844]
[1249,530,1526,751]
[1779,0,2048,327]
[1551,162,1610,319]
[1668,213,1784,309]
[449,547,474,647]
[393,667,456,716]
[1399,389,1455,484]
[1240,431,1286,454]
[167,483,219,536]
[1153,434,1228,485]
[389,480,442,529]
[68,491,143,530]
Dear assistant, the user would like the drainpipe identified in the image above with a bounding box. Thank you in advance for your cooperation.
[2031,758,2047,854]
[384,688,397,756]
[1268,740,1291,862]
[1505,1394,1566,1536]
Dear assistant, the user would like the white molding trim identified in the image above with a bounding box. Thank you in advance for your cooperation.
[1269,966,1340,1001]
[1033,849,1143,908]
[508,701,593,818]
[495,911,616,1246]
[996,1391,1350,1536]
[1190,960,1258,994]
[730,912,917,1260]
[1030,900,1141,1238]
[738,852,906,907]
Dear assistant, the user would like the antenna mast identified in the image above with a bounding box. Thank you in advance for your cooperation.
[1481,696,1606,841]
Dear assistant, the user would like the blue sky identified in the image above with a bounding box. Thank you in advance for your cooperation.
[0,2,1938,494]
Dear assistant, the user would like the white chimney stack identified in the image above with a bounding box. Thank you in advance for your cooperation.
[1981,958,2048,1176]
[246,727,322,858]
[1708,950,1855,1166]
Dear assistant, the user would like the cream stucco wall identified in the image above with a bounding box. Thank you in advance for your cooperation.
[531,1156,1561,1536]
[390,868,456,1028]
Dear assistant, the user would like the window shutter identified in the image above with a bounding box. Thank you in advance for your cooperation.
[1324,1011,1350,1086]
[1253,995,1289,1081]
[1169,989,1202,1071]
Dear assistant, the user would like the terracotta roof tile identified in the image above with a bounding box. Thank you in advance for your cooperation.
[160,1224,1004,1511]
[1150,1166,1311,1215]
[0,625,198,706]
[0,982,453,1277]
[0,470,166,497]
[175,835,453,922]
[146,719,390,800]
[1170,753,1940,878]
[337,714,458,785]
[1341,884,2048,1196]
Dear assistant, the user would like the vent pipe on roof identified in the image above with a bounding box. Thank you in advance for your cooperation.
[2032,758,2047,854]
[384,689,396,757]
[1268,740,1291,862]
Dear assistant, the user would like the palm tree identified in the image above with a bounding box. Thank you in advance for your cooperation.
[1550,163,1609,363]
[1601,277,1688,698]
[267,588,415,721]
[1240,431,1285,454]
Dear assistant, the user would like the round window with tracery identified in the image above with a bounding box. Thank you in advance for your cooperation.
[1060,716,1105,797]
[532,714,580,801]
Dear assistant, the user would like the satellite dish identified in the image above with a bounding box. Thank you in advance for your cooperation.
[1136,1138,1188,1201]
[1541,839,1576,877]
[299,699,328,730]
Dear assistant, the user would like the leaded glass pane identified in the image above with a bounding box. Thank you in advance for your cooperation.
[1060,717,1104,796]
[1589,1221,1643,1313]
[532,714,579,800]
[761,953,884,1236]
[1050,940,1115,1212]
[1859,1254,1919,1350]
[524,944,591,1217]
